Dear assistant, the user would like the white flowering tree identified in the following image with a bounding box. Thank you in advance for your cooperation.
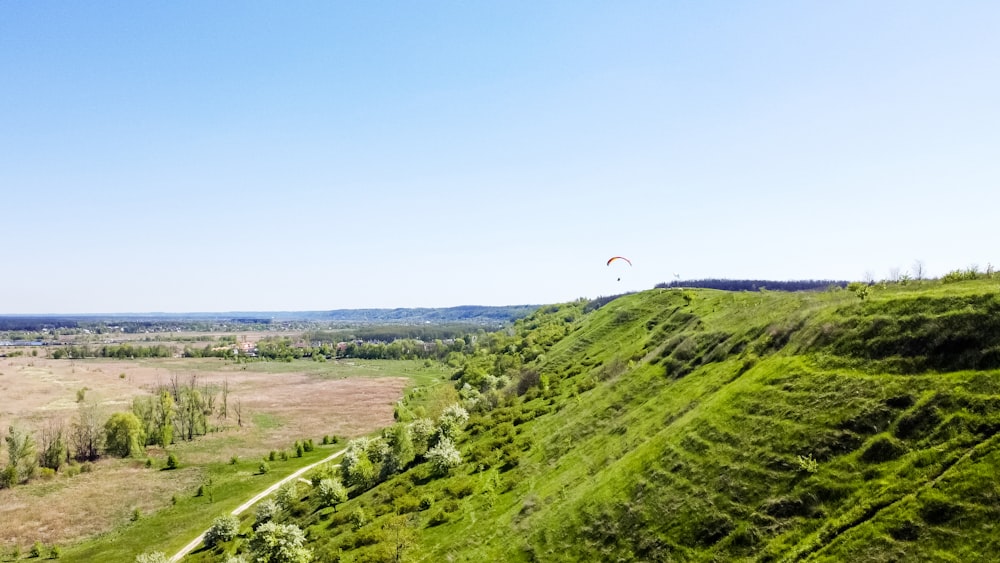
[426,437,462,476]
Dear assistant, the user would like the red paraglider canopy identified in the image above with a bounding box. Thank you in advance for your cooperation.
[606,256,632,267]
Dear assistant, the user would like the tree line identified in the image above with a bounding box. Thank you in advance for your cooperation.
[49,344,174,359]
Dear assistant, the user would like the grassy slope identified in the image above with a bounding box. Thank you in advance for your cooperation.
[242,281,1000,562]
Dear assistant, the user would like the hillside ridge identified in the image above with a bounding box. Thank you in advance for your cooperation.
[191,280,1000,562]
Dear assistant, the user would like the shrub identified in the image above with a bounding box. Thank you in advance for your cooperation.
[30,542,43,557]
[426,437,462,476]
[255,498,279,527]
[428,508,451,526]
[350,508,369,531]
[229,456,239,465]
[268,450,277,462]
[419,495,434,511]
[445,477,476,499]
[860,435,906,463]
[796,454,819,473]
[259,462,270,474]
[919,490,962,524]
[394,494,421,514]
[134,552,169,563]
[165,453,178,470]
[49,544,61,559]
[204,514,240,547]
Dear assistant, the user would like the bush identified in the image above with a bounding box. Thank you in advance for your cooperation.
[426,437,462,476]
[134,552,169,563]
[204,515,240,547]
[395,494,421,514]
[30,542,43,557]
[49,545,61,559]
[258,462,270,475]
[428,508,451,526]
[350,508,369,531]
[445,477,476,499]
[255,498,279,528]
[165,453,178,470]
[860,435,906,463]
[229,456,239,465]
[419,495,434,511]
[919,490,962,524]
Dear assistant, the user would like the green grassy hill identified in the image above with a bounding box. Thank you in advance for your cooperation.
[221,280,1000,562]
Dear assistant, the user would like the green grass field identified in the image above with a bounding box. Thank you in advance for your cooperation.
[230,279,1000,562]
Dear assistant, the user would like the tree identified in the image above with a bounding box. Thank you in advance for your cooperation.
[254,498,279,528]
[316,478,347,511]
[382,516,416,563]
[105,412,146,457]
[205,514,240,547]
[247,521,311,563]
[913,259,925,281]
[134,552,169,563]
[38,420,67,471]
[383,424,415,476]
[340,437,386,490]
[70,402,103,461]
[156,390,176,447]
[425,437,461,476]
[407,418,435,456]
[437,404,469,441]
[274,481,297,510]
[4,425,38,485]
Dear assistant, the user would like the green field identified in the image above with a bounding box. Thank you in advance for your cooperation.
[219,279,1000,562]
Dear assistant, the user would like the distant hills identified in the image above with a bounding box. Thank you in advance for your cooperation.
[0,305,540,331]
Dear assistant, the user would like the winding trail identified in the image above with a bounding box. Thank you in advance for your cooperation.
[169,448,346,562]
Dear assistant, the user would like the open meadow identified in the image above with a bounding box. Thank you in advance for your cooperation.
[0,352,451,559]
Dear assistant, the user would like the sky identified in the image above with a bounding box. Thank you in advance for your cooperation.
[2,2,999,314]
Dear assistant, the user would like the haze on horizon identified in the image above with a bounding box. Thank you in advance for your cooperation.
[3,2,999,315]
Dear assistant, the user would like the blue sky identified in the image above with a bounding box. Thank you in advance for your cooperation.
[2,2,999,313]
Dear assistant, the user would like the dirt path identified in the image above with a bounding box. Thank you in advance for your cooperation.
[169,448,346,562]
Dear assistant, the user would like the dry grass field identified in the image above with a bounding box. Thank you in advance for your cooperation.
[0,352,425,549]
